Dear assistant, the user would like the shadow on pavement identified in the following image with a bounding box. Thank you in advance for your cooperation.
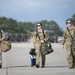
[45,65,68,68]
[2,65,29,69]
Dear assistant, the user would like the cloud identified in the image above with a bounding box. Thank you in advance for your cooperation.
[0,0,75,16]
[0,0,75,29]
[0,0,74,11]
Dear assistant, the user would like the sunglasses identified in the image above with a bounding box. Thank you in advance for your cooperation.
[37,25,41,27]
[67,22,72,24]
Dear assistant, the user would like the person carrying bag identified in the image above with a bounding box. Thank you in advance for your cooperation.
[33,23,54,68]
[36,29,54,55]
[1,31,11,52]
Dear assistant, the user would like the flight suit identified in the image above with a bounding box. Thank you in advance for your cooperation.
[33,29,49,67]
[0,30,5,68]
[62,27,75,68]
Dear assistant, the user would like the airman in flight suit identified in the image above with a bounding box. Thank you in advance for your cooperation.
[62,19,75,69]
[33,23,49,68]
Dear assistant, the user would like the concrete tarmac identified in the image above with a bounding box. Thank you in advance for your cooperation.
[0,43,75,75]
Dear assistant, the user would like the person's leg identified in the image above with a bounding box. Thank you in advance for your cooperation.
[35,46,41,68]
[66,44,74,69]
[72,49,75,66]
[0,46,2,68]
[41,55,46,68]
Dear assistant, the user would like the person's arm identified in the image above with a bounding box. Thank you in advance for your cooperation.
[73,27,75,30]
[0,30,5,41]
[62,29,67,48]
[62,30,66,45]
[44,30,49,42]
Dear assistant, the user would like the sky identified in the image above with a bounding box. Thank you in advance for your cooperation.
[0,0,75,29]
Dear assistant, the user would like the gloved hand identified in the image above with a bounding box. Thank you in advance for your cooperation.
[41,40,44,43]
[32,46,36,49]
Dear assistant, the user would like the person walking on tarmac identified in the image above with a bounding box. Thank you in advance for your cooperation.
[62,18,75,69]
[33,23,49,68]
[0,30,5,68]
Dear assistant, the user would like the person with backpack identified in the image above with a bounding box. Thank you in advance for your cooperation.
[0,30,5,68]
[33,23,49,68]
[62,18,75,69]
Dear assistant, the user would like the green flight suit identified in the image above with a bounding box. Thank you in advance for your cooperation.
[62,27,75,68]
[0,30,5,67]
[33,29,49,67]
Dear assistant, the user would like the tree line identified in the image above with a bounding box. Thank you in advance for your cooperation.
[0,14,75,36]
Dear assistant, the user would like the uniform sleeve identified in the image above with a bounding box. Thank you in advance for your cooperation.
[44,30,49,42]
[33,31,37,47]
[62,29,67,45]
[73,27,75,30]
[0,30,5,41]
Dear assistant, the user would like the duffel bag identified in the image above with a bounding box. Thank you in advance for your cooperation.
[41,41,54,55]
[1,40,11,52]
